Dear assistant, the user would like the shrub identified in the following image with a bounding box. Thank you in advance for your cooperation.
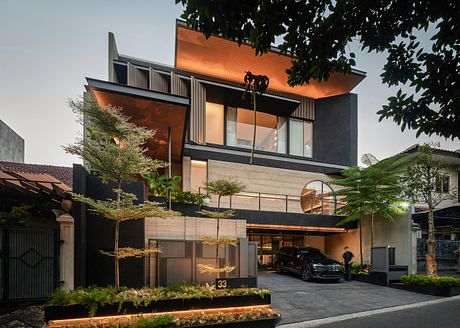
[172,191,208,205]
[401,275,460,288]
[351,263,371,275]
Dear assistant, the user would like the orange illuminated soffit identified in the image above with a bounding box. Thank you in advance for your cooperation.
[246,223,347,233]
[175,24,365,99]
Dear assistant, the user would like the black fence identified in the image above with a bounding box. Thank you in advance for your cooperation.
[0,226,59,301]
[417,238,460,271]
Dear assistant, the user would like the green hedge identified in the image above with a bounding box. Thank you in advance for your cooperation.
[401,275,460,288]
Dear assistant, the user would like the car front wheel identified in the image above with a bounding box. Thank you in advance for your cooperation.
[301,266,312,281]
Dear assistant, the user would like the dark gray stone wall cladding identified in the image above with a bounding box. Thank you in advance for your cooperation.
[72,164,146,288]
[314,93,358,166]
[0,119,24,163]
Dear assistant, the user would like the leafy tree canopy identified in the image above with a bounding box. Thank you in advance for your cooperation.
[178,0,460,139]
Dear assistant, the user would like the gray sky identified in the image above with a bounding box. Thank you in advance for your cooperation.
[1,0,458,167]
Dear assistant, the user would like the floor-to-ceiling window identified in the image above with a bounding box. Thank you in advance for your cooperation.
[205,102,224,145]
[227,107,287,154]
[205,102,312,158]
[289,119,313,158]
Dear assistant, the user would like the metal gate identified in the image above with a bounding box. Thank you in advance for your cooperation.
[417,239,460,271]
[0,226,59,301]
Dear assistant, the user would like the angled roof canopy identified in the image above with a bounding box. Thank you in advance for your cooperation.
[85,78,189,163]
[175,23,365,99]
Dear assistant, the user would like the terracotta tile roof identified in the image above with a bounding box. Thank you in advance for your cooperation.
[0,161,73,188]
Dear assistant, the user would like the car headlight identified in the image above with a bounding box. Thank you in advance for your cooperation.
[312,264,325,270]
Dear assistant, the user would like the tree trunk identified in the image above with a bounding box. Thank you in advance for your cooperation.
[359,218,363,265]
[115,183,121,290]
[370,210,374,249]
[250,89,257,165]
[216,195,221,278]
[426,207,437,276]
[216,217,220,279]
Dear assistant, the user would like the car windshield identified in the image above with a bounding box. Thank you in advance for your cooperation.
[299,249,329,259]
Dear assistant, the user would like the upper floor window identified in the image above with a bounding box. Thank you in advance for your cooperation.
[205,102,312,158]
[205,102,224,144]
[289,119,313,158]
[436,175,450,194]
[227,107,287,154]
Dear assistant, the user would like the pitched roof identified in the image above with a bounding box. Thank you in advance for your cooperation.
[0,161,73,188]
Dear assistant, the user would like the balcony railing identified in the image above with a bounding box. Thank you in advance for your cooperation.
[198,188,345,215]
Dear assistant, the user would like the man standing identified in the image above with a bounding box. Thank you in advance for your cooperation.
[343,246,354,280]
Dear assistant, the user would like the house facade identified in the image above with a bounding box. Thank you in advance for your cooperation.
[80,21,366,286]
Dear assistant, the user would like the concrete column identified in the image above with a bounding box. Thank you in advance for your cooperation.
[410,223,421,275]
[239,238,249,278]
[57,213,75,291]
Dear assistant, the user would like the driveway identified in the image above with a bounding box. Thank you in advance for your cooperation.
[258,270,439,325]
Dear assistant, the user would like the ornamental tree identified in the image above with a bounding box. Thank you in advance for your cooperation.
[64,95,178,289]
[197,178,246,278]
[401,144,456,276]
[332,154,407,264]
[177,0,460,139]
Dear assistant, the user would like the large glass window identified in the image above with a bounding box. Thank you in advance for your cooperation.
[289,119,313,157]
[205,102,224,145]
[205,102,312,157]
[226,107,287,154]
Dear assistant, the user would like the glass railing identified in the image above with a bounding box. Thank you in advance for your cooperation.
[198,188,345,215]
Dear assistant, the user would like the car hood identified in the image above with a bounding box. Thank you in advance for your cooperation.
[307,258,341,265]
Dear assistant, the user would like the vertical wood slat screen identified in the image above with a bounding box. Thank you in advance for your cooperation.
[292,97,315,120]
[127,63,148,89]
[149,68,168,93]
[171,72,188,97]
[127,62,136,87]
[190,76,206,144]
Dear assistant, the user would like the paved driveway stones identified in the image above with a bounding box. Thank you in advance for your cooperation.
[258,271,438,325]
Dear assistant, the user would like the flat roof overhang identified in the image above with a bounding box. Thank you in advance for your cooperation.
[175,24,366,99]
[85,78,190,163]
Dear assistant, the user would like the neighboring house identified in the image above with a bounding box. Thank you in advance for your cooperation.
[0,161,73,301]
[0,119,24,163]
[77,21,366,287]
[404,145,460,272]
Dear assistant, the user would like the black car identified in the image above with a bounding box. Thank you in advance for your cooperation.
[274,246,343,281]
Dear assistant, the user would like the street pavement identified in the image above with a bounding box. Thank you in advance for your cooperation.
[258,270,438,325]
[280,296,460,328]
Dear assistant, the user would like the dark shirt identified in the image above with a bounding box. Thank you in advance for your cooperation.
[343,251,354,264]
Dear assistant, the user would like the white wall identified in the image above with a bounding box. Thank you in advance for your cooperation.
[325,212,412,270]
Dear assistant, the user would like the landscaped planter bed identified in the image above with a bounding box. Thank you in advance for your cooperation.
[46,306,280,328]
[44,294,271,321]
[389,283,460,297]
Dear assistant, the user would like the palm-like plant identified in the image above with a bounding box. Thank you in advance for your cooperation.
[331,154,408,264]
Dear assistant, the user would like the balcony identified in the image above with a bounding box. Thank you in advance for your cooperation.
[199,188,344,215]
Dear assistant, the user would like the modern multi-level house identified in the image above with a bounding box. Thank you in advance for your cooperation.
[78,20,366,287]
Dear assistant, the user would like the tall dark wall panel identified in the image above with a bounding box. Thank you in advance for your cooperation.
[314,93,358,166]
[72,164,146,288]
